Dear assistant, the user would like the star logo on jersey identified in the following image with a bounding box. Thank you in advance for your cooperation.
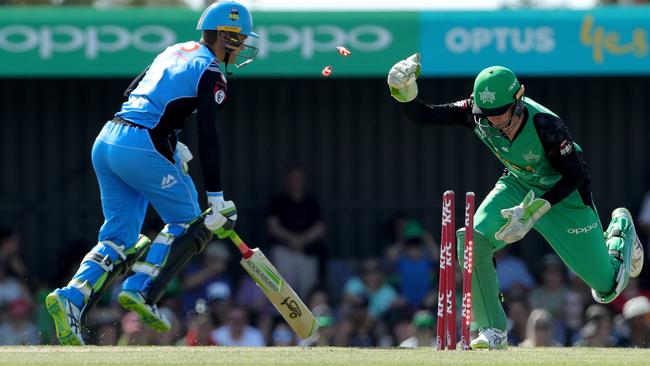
[522,150,540,162]
[479,86,496,104]
[161,174,177,189]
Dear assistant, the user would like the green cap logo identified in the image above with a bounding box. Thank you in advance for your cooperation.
[472,66,520,116]
[479,86,496,104]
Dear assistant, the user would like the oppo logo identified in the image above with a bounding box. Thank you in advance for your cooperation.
[0,25,175,59]
[567,222,598,235]
[445,27,555,54]
[251,24,392,59]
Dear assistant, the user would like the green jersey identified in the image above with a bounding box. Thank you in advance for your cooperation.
[400,97,591,206]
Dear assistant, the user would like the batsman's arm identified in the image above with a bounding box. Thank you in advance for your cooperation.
[197,63,227,192]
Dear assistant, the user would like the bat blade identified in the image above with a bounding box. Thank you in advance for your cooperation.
[239,248,319,340]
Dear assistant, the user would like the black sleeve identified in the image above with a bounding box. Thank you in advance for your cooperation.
[123,66,150,98]
[400,97,475,129]
[196,63,227,193]
[533,113,588,205]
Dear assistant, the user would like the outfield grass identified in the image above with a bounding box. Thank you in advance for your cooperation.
[1,346,650,365]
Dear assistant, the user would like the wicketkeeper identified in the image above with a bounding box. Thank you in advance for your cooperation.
[387,54,644,349]
[46,1,257,345]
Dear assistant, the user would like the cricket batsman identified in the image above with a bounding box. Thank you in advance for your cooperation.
[45,1,257,345]
[387,55,644,349]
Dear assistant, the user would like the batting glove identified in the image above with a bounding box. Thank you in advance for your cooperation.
[495,190,550,244]
[176,141,193,174]
[387,53,421,103]
[204,192,237,239]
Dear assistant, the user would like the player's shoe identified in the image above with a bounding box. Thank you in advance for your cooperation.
[470,328,507,350]
[118,290,171,332]
[45,291,85,346]
[630,231,644,279]
[592,208,644,304]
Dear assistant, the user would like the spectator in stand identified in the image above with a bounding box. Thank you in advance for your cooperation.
[384,216,437,264]
[184,313,216,346]
[387,220,435,309]
[300,304,336,347]
[519,308,561,347]
[233,275,275,344]
[211,307,264,346]
[0,298,40,345]
[180,240,232,318]
[494,246,535,297]
[506,297,530,346]
[0,262,30,307]
[308,286,331,310]
[344,258,400,320]
[399,310,436,348]
[206,280,233,329]
[334,294,382,347]
[528,254,570,343]
[620,296,650,348]
[267,166,327,298]
[609,278,650,315]
[564,273,589,346]
[0,228,27,280]
[117,311,153,346]
[574,304,618,347]
[271,321,296,346]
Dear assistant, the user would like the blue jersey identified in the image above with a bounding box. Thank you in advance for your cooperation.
[115,41,228,193]
[117,41,227,129]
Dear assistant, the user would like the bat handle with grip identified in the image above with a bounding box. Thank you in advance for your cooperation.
[227,231,255,259]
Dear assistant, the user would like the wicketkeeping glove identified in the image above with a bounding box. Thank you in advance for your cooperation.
[387,53,421,103]
[495,190,551,244]
[204,192,237,239]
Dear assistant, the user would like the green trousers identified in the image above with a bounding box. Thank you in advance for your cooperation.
[457,175,615,331]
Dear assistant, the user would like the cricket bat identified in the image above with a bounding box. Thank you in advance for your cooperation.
[227,231,319,340]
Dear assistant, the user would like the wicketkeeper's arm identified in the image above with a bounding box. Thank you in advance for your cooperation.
[533,113,589,206]
[400,99,475,129]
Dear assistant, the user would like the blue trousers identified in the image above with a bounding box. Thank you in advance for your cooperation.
[58,121,201,308]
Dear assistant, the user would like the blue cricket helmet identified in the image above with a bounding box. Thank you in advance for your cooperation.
[197,1,259,39]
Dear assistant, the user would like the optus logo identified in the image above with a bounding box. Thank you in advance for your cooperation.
[0,25,176,59]
[445,26,555,54]
[251,24,392,59]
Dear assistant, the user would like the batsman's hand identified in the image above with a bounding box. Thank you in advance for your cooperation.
[176,141,193,174]
[387,53,421,103]
[495,190,550,244]
[204,192,237,239]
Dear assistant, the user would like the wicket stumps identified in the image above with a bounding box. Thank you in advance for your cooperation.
[436,191,475,351]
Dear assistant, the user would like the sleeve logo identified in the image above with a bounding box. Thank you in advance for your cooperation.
[215,90,226,104]
[559,139,573,156]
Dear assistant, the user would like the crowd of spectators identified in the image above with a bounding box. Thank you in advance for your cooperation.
[1,174,649,348]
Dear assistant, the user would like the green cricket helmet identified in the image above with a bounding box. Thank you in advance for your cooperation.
[472,66,521,117]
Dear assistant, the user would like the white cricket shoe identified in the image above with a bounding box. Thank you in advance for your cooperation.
[470,328,507,350]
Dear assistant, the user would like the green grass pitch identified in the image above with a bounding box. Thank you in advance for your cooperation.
[1,346,649,365]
